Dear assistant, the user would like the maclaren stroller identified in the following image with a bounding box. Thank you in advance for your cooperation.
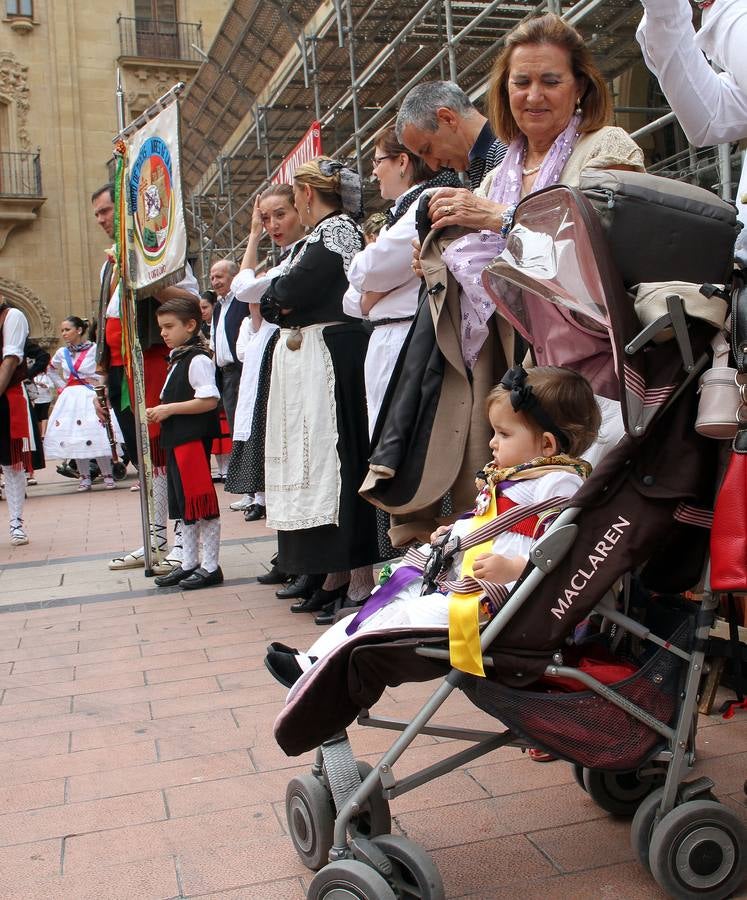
[273,174,747,899]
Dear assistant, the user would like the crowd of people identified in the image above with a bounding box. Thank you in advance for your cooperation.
[0,4,740,637]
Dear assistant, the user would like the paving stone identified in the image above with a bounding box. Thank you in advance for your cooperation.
[0,702,151,743]
[178,841,309,895]
[71,708,237,752]
[0,779,66,815]
[0,790,166,847]
[0,839,63,883]
[67,749,255,802]
[2,742,158,787]
[2,670,145,705]
[62,806,284,871]
[6,857,179,900]
[181,879,306,900]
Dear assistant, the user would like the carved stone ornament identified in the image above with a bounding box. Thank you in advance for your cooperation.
[0,276,54,344]
[123,67,197,118]
[0,52,31,150]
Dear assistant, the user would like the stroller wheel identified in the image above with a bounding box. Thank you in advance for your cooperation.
[582,767,661,817]
[370,834,445,899]
[649,799,747,899]
[631,787,666,871]
[348,761,392,840]
[571,763,586,792]
[308,859,396,900]
[285,773,335,871]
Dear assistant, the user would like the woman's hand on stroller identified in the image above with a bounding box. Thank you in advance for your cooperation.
[472,552,526,585]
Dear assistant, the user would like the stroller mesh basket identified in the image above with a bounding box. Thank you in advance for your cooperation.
[462,620,691,771]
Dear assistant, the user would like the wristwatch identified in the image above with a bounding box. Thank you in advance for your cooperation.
[500,204,518,239]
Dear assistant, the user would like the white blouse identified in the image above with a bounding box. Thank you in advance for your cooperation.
[160,353,219,400]
[344,189,422,321]
[637,0,747,260]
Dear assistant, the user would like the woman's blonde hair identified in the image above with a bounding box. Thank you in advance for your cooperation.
[487,365,601,458]
[293,156,342,208]
[487,13,611,144]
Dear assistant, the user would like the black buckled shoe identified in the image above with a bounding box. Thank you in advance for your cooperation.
[275,573,325,600]
[179,566,224,591]
[290,582,349,614]
[154,565,197,587]
[315,595,364,626]
[244,504,266,522]
[257,554,291,585]
[264,649,306,688]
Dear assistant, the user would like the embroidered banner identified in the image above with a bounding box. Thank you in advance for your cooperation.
[124,99,187,296]
[272,121,322,185]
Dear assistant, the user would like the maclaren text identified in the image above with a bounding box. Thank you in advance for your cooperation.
[550,515,630,620]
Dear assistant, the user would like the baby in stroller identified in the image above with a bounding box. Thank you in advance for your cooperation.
[265,363,601,687]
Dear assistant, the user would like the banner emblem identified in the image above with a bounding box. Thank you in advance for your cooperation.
[129,136,174,264]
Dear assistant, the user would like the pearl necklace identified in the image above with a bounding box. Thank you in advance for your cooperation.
[522,163,542,177]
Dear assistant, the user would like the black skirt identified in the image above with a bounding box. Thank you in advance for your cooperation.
[225,331,278,496]
[277,323,378,574]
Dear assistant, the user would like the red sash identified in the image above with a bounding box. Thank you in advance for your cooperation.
[173,440,220,522]
[496,495,541,537]
[6,382,30,444]
[105,317,124,367]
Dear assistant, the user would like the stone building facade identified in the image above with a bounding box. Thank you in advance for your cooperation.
[0,0,229,345]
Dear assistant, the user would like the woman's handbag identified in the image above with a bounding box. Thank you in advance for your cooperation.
[696,327,747,439]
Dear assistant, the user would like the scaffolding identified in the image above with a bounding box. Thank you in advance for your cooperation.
[180,0,741,281]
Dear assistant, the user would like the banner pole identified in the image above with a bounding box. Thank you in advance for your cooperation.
[113,141,159,576]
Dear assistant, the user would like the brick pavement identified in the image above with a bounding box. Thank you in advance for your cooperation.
[0,464,745,898]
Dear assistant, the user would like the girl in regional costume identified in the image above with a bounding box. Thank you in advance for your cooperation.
[226,183,306,522]
[44,316,122,491]
[264,366,600,687]
[147,297,223,591]
[262,158,378,613]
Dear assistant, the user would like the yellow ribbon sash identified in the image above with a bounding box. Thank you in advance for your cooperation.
[447,486,498,677]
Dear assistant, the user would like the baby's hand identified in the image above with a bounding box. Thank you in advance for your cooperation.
[430,524,450,545]
[472,552,526,584]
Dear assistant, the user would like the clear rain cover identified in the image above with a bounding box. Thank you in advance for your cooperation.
[482,188,612,343]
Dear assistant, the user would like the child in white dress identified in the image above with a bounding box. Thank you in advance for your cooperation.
[265,365,601,686]
[44,316,122,491]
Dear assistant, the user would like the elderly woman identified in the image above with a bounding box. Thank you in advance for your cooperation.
[262,157,378,615]
[363,13,643,543]
[430,13,643,376]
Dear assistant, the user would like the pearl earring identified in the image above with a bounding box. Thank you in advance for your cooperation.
[575,97,582,116]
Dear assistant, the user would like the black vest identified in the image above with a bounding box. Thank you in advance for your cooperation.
[159,347,220,449]
[212,292,249,365]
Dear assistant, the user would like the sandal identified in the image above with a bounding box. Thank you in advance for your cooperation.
[10,522,28,546]
[528,748,557,763]
[108,552,145,570]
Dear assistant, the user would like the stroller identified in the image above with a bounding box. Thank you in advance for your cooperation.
[273,177,747,899]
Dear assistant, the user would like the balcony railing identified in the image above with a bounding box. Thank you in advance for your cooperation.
[0,151,42,198]
[117,16,203,63]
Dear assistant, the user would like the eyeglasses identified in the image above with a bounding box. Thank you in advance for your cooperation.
[372,155,394,170]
